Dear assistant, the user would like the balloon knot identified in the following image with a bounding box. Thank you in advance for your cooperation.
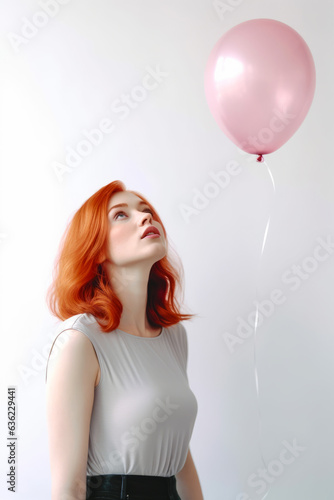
[257,154,264,163]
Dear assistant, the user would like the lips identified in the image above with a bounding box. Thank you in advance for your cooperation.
[141,226,160,238]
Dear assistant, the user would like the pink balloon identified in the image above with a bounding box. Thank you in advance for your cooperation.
[204,19,316,159]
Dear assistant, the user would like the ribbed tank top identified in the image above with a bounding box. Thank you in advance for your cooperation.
[45,313,198,477]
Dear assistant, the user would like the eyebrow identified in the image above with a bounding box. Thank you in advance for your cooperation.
[108,201,149,214]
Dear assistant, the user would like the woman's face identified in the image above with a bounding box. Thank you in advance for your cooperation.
[105,191,166,268]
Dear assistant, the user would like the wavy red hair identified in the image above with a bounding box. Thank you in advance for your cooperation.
[46,180,197,333]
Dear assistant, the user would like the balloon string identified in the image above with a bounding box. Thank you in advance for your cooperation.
[253,156,276,499]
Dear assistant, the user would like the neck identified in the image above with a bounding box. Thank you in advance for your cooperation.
[105,261,154,336]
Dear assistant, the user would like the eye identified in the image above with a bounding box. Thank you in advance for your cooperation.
[114,208,153,220]
[114,211,126,220]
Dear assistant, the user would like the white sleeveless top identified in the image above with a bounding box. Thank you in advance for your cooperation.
[46,313,198,477]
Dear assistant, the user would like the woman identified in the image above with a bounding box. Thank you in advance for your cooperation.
[45,180,204,500]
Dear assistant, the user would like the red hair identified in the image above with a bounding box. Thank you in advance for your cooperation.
[46,180,197,333]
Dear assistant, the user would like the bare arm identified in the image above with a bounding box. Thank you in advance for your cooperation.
[46,329,99,500]
[176,448,204,500]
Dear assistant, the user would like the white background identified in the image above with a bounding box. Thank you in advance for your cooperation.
[0,1,333,499]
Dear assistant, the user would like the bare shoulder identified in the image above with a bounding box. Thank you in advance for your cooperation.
[46,329,99,493]
[46,328,100,387]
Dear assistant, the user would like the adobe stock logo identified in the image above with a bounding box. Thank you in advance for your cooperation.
[7,0,72,53]
[237,108,296,154]
[179,160,243,223]
[52,65,169,182]
[213,0,245,21]
[236,438,306,499]
[223,235,334,354]
[120,397,180,451]
[85,396,180,474]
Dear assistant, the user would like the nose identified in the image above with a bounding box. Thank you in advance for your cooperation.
[140,210,153,225]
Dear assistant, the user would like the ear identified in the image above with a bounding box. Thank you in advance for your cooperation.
[96,251,106,265]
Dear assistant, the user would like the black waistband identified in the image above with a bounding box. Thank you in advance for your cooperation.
[86,474,177,500]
